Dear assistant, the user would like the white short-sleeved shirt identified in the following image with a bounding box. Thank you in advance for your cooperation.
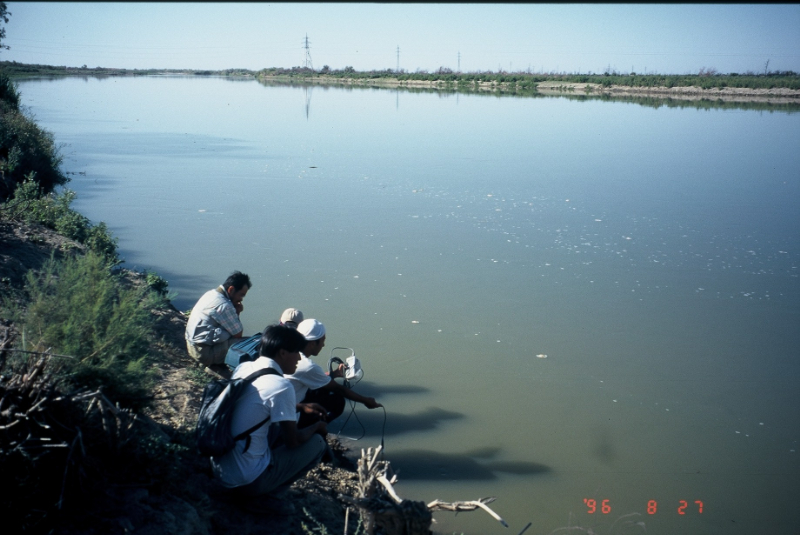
[286,354,331,402]
[210,357,297,488]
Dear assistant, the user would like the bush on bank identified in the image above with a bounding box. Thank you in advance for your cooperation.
[0,70,171,409]
[2,176,119,260]
[0,71,188,533]
[10,251,161,408]
[0,71,68,202]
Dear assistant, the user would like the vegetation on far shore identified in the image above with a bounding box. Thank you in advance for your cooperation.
[258,64,800,91]
[3,59,800,92]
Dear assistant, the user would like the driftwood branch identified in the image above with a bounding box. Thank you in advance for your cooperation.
[428,497,509,527]
[341,445,508,535]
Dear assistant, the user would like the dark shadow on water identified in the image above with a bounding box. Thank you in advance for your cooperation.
[333,406,463,438]
[348,381,429,398]
[386,448,551,481]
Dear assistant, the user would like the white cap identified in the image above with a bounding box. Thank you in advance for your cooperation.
[297,318,326,341]
[280,308,304,327]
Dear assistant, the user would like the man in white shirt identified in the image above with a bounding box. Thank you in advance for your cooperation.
[210,324,328,516]
[288,319,382,428]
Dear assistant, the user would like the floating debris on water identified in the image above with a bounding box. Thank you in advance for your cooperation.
[411,320,420,324]
[536,354,547,359]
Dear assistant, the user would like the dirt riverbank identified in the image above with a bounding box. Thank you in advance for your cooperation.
[0,217,364,535]
[260,75,800,105]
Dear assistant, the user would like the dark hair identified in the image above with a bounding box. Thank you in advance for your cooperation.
[260,324,306,358]
[223,271,251,291]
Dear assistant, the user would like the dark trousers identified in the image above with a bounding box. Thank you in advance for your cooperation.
[298,388,346,428]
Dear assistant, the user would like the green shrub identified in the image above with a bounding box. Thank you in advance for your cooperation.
[0,70,20,108]
[145,270,169,296]
[2,177,118,260]
[84,221,118,260]
[0,101,67,201]
[13,252,159,409]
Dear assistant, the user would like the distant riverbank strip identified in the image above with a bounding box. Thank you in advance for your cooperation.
[4,61,799,105]
[258,73,800,105]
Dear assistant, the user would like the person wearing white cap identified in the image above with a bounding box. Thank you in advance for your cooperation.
[288,318,381,427]
[211,324,328,516]
[279,308,304,329]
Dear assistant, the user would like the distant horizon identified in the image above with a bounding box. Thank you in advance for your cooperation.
[3,59,796,78]
[3,3,799,75]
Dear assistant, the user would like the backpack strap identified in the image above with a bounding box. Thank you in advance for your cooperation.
[234,367,281,452]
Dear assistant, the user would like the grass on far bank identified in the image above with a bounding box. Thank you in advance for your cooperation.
[3,59,800,92]
[257,65,800,91]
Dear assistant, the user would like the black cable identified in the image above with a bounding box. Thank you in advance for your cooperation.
[329,364,388,457]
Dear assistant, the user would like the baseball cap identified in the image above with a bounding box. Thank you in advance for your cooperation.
[280,308,304,327]
[297,318,326,341]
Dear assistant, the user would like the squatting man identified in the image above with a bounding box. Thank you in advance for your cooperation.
[289,318,382,427]
[210,324,328,516]
[185,271,251,373]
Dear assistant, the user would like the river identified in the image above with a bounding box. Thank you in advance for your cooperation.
[17,75,800,534]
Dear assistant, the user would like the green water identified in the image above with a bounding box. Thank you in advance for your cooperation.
[18,76,800,534]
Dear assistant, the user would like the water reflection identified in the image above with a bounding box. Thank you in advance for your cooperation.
[255,77,800,113]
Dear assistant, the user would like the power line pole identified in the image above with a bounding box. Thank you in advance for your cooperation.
[303,34,313,70]
[458,51,461,72]
[396,46,400,73]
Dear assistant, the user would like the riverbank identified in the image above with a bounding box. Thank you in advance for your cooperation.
[259,74,800,104]
[0,217,363,534]
[4,61,799,105]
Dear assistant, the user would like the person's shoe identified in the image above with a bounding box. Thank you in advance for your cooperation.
[242,495,296,516]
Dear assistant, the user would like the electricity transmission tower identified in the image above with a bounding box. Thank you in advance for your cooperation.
[396,46,400,73]
[303,34,313,70]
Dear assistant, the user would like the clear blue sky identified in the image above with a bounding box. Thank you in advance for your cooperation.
[3,3,799,75]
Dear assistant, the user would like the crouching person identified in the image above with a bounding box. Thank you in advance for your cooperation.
[211,324,328,516]
[290,318,382,428]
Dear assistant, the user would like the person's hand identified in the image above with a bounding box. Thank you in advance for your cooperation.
[363,397,382,409]
[234,301,244,314]
[299,403,327,421]
[329,363,346,378]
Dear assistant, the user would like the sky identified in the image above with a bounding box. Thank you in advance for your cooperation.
[2,3,800,75]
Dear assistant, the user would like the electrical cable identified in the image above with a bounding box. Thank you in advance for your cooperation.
[327,347,387,456]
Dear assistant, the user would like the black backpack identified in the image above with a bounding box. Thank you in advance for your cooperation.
[196,367,280,457]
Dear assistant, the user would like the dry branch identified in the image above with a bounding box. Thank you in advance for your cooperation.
[1,351,173,526]
[340,445,508,535]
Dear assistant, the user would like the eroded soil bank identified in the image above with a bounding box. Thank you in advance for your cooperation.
[0,217,365,535]
[260,74,800,105]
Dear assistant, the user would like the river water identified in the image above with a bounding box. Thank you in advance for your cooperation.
[17,76,800,534]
